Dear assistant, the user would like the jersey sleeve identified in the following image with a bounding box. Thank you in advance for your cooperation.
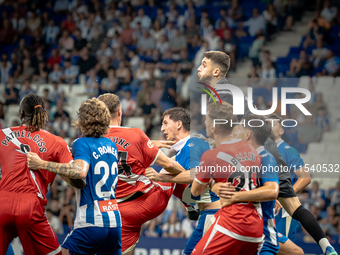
[55,136,73,164]
[72,138,91,165]
[137,129,160,167]
[260,153,279,185]
[286,146,305,171]
[194,151,213,184]
[189,137,210,169]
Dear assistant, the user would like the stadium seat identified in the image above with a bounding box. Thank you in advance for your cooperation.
[306,143,326,154]
[327,143,340,152]
[297,76,311,89]
[125,117,145,131]
[315,76,334,92]
[276,57,291,77]
[287,46,302,60]
[322,132,340,142]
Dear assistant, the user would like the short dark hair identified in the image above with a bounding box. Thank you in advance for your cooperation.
[162,107,190,131]
[208,101,236,134]
[268,113,284,128]
[243,114,272,146]
[202,51,230,77]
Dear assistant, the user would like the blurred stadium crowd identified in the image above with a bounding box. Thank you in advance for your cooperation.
[0,0,340,245]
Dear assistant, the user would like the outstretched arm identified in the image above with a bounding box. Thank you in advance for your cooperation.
[146,167,194,184]
[154,150,185,174]
[27,152,89,179]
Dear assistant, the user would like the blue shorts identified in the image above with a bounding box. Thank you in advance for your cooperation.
[62,227,122,255]
[277,232,289,244]
[275,211,300,243]
[183,209,219,255]
[6,244,14,255]
[258,240,280,255]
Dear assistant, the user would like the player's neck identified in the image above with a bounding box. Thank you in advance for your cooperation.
[275,136,280,142]
[249,140,261,149]
[211,76,226,88]
[176,131,190,142]
[214,133,234,147]
[110,118,121,127]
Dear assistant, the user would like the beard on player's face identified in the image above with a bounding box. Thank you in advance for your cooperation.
[198,74,213,85]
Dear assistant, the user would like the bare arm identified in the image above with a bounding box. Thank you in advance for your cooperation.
[146,167,194,184]
[231,181,279,203]
[27,152,89,179]
[191,178,208,197]
[293,166,311,194]
[154,150,185,174]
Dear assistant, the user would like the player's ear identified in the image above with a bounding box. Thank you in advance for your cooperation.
[279,127,284,136]
[177,120,182,130]
[245,130,251,141]
[213,68,220,77]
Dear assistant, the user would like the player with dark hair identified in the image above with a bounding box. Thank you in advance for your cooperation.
[191,103,263,254]
[0,94,75,255]
[197,51,338,255]
[145,107,216,255]
[27,98,122,255]
[98,93,185,255]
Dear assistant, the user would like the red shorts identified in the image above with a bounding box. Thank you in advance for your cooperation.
[118,182,175,253]
[0,192,61,255]
[192,207,263,255]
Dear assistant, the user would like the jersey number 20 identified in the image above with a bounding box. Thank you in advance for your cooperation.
[94,161,118,198]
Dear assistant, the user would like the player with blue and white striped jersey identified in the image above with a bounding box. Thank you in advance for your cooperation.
[257,147,280,255]
[146,107,219,255]
[26,98,122,255]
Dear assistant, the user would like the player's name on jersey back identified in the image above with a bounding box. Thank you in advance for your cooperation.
[93,145,118,160]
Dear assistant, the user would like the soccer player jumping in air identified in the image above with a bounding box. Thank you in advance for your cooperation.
[197,50,338,255]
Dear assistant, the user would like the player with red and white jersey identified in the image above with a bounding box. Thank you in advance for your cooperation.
[0,94,74,255]
[98,93,185,255]
[191,102,263,255]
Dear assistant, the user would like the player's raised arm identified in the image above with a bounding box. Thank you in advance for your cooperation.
[27,152,89,179]
[154,150,185,174]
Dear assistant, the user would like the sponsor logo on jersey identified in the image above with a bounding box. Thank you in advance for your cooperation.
[98,199,119,212]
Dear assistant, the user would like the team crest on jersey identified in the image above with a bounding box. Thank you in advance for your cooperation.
[147,140,154,149]
[188,143,194,147]
[285,146,290,149]
[98,199,118,212]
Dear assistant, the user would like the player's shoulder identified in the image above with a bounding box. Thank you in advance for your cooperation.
[279,139,299,155]
[189,134,210,147]
[200,148,216,162]
[260,149,277,163]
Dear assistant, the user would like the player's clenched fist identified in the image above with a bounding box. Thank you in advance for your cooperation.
[145,167,161,181]
[26,152,43,170]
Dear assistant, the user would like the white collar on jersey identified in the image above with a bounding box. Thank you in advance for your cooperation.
[109,125,130,128]
[172,135,190,152]
[220,138,241,145]
[276,138,284,147]
[256,146,265,153]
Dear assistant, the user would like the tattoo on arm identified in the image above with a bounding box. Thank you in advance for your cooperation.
[43,162,83,178]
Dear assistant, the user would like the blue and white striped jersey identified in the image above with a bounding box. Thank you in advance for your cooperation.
[173,135,219,205]
[276,138,304,185]
[257,146,280,247]
[72,137,121,229]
